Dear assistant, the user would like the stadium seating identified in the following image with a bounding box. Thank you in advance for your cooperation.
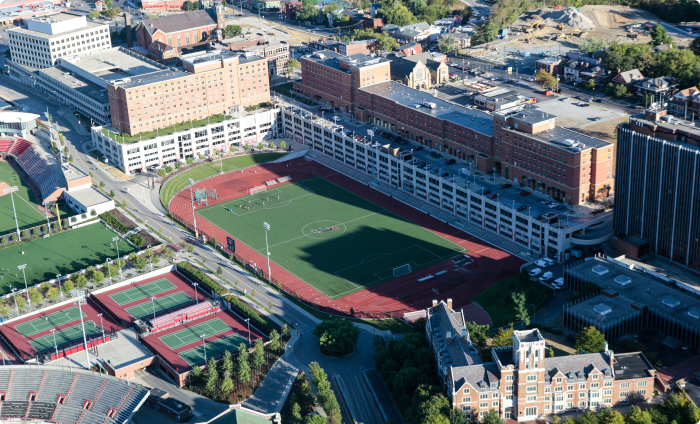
[8,139,31,157]
[0,139,15,153]
[0,366,149,424]
[149,301,219,332]
[9,145,61,200]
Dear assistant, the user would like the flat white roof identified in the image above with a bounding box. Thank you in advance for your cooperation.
[0,111,39,123]
[66,186,112,207]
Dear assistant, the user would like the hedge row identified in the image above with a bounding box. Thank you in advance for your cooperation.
[99,212,130,234]
[225,295,279,335]
[176,261,228,296]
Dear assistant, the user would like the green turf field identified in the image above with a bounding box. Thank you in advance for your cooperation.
[0,222,137,295]
[125,291,194,319]
[179,333,249,366]
[109,279,176,305]
[196,177,465,299]
[472,275,554,328]
[159,317,230,349]
[29,320,102,353]
[15,306,85,337]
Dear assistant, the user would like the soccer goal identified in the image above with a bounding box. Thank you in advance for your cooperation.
[393,263,412,277]
[249,185,267,195]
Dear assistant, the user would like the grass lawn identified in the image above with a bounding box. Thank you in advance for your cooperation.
[272,82,293,97]
[160,152,287,211]
[0,222,137,295]
[0,162,48,236]
[472,274,554,329]
[197,177,464,299]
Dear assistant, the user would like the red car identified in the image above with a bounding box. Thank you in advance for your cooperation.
[488,194,498,199]
[519,191,531,196]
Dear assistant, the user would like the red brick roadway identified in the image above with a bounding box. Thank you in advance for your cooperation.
[168,158,525,319]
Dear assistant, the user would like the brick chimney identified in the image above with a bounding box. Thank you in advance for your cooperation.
[446,330,452,344]
[432,299,438,307]
[447,298,453,310]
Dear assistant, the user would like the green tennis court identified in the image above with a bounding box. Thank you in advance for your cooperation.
[15,307,85,337]
[159,318,230,350]
[29,320,102,353]
[125,291,194,319]
[196,177,465,299]
[109,279,176,306]
[0,221,137,296]
[179,333,250,366]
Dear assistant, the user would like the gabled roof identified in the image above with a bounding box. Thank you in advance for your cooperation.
[614,69,644,84]
[428,301,482,370]
[139,9,217,36]
[673,86,700,101]
[544,352,612,379]
[635,77,672,90]
[452,362,500,391]
[653,43,673,53]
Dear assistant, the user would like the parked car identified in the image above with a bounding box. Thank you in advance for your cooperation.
[553,277,565,287]
[415,145,424,150]
[542,258,555,267]
[556,205,567,211]
[528,268,542,277]
[445,159,456,165]
[560,97,570,101]
[441,172,449,177]
[517,205,527,212]
[501,183,512,188]
[593,99,604,103]
[482,189,491,195]
[593,117,602,121]
[539,271,553,282]
[548,203,559,208]
[569,249,582,258]
[488,193,498,199]
[519,190,531,196]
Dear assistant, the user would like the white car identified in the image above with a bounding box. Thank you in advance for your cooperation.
[529,267,542,277]
[332,115,342,121]
[542,258,555,267]
[560,97,570,101]
[548,203,559,208]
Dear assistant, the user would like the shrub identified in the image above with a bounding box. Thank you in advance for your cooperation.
[225,295,271,333]
[127,233,145,246]
[20,230,27,238]
[158,168,167,178]
[176,262,227,295]
[165,166,173,173]
[99,211,130,234]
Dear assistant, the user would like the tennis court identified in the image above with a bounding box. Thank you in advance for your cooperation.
[124,292,194,319]
[109,279,176,306]
[178,333,249,366]
[159,318,230,350]
[29,320,102,353]
[14,307,85,337]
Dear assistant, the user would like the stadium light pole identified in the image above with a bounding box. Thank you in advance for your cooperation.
[150,296,157,320]
[70,289,91,370]
[97,313,105,342]
[3,186,20,241]
[57,274,63,301]
[112,238,123,279]
[50,328,59,361]
[11,288,19,316]
[105,259,113,285]
[43,200,51,234]
[146,245,153,271]
[18,265,30,310]
[244,318,250,345]
[188,178,198,236]
[263,222,271,281]
[193,283,199,305]
[201,334,207,363]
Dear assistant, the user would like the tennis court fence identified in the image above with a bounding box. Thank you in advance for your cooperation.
[38,329,115,364]
[171,212,415,321]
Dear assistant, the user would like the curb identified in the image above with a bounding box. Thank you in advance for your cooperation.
[333,374,358,424]
[361,369,387,421]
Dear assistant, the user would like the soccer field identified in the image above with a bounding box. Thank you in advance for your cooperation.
[0,161,47,236]
[125,292,194,319]
[0,222,137,295]
[196,177,465,299]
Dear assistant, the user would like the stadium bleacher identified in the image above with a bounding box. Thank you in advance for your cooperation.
[7,139,31,157]
[0,366,149,424]
[149,301,219,333]
[1,143,62,200]
[0,139,16,153]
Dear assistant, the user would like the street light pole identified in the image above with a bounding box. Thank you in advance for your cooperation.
[51,328,59,360]
[188,178,198,236]
[18,265,30,310]
[70,289,91,369]
[146,245,153,271]
[193,283,199,305]
[105,258,113,285]
[97,313,105,342]
[11,288,19,316]
[3,186,20,240]
[56,274,64,301]
[245,318,251,345]
[112,238,122,279]
[43,200,52,234]
[263,222,271,281]
[150,296,157,320]
[201,334,207,363]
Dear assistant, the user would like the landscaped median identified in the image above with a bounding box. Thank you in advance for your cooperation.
[160,152,288,211]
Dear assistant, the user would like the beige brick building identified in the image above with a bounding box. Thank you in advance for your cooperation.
[426,300,655,422]
[107,49,270,136]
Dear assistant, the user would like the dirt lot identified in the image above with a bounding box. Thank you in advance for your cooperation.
[506,5,692,57]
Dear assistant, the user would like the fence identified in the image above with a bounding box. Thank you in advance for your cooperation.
[171,211,413,319]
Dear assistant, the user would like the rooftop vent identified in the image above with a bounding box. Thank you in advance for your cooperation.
[594,304,612,316]
[662,296,680,308]
[688,307,700,320]
[614,275,632,286]
[592,265,609,276]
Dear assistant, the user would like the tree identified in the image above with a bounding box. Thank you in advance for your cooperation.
[133,255,147,270]
[0,299,11,317]
[28,288,43,305]
[583,79,596,91]
[85,266,96,280]
[252,337,265,369]
[512,292,529,327]
[45,287,59,301]
[224,25,242,38]
[109,190,115,198]
[465,321,489,348]
[13,295,27,311]
[269,329,280,352]
[481,409,504,424]
[257,142,264,150]
[71,273,88,289]
[549,347,555,358]
[158,168,166,178]
[61,280,74,294]
[378,0,416,26]
[291,403,303,424]
[104,0,113,8]
[437,35,456,53]
[216,265,223,276]
[303,414,327,424]
[448,408,468,424]
[190,366,203,384]
[206,357,219,393]
[575,326,607,353]
[457,6,473,21]
[535,69,557,89]
[184,0,194,10]
[220,377,233,395]
[579,38,606,54]
[280,141,287,149]
[312,318,360,356]
[606,82,627,98]
[92,270,105,285]
[690,36,700,57]
[602,42,653,74]
[222,350,234,375]
[161,247,175,259]
[650,24,673,47]
[491,325,514,347]
[88,10,100,19]
[186,157,194,165]
[238,343,251,383]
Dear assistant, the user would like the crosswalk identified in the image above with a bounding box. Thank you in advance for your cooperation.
[308,151,530,260]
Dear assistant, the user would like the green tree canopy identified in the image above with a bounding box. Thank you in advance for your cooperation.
[437,35,456,53]
[650,24,674,47]
[535,69,558,89]
[482,409,505,424]
[312,318,360,356]
[491,325,514,347]
[378,0,417,26]
[579,38,606,54]
[575,326,607,353]
[224,25,242,38]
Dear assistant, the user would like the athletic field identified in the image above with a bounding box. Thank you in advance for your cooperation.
[29,320,102,353]
[14,306,85,337]
[196,177,465,299]
[0,161,47,236]
[109,279,176,305]
[125,292,194,319]
[178,333,249,366]
[159,318,230,350]
[0,222,137,295]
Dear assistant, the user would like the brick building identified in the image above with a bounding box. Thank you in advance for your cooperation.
[308,38,378,55]
[426,299,655,422]
[293,51,390,113]
[108,48,270,135]
[135,4,225,53]
[234,41,290,75]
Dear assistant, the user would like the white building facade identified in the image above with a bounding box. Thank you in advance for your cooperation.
[91,107,283,174]
[7,13,111,69]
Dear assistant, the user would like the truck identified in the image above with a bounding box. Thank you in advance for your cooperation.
[539,271,554,282]
[543,89,553,96]
[529,268,542,277]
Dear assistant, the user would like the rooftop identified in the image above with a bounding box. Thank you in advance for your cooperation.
[66,186,113,207]
[360,81,495,136]
[10,16,106,39]
[138,9,217,36]
[0,1,64,20]
[567,294,641,329]
[303,50,390,73]
[514,329,543,343]
[613,352,654,380]
[39,65,110,104]
[565,256,700,328]
[614,254,700,297]
[544,352,614,380]
[62,162,89,182]
[628,113,700,150]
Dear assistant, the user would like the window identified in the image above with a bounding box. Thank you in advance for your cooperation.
[637,381,647,387]
[620,383,630,389]
[492,401,499,407]
[579,393,586,398]
[591,383,599,389]
[567,402,573,408]
[545,405,551,411]
[462,405,471,412]
[479,411,486,418]
[555,387,564,392]
[604,381,613,387]
[525,407,537,416]
[591,374,598,379]
[527,386,537,393]
[526,395,536,402]
[568,394,574,399]
[527,375,537,381]
[591,392,600,398]
[505,375,514,381]
[638,390,647,396]
[506,386,514,391]
[479,394,488,400]
[463,388,470,394]
[493,393,498,399]
[544,387,551,393]
[603,390,612,396]
[568,385,574,391]
[505,395,514,400]
[604,398,612,404]
[479,402,488,408]
[462,397,471,403]
[580,384,586,390]
[579,401,586,407]
[556,396,564,402]
[556,378,562,383]
[620,391,629,398]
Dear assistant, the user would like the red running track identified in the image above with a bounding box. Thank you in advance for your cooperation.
[168,157,525,318]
